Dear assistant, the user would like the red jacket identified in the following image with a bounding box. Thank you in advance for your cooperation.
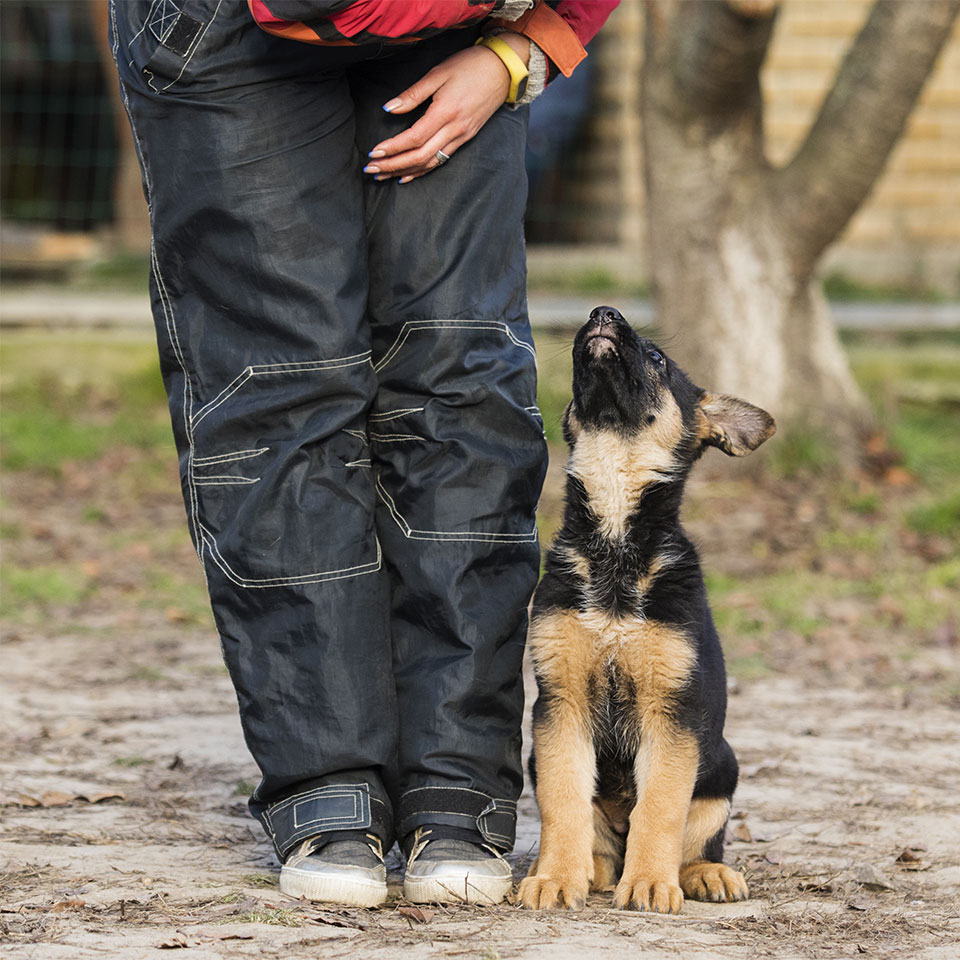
[248,0,619,78]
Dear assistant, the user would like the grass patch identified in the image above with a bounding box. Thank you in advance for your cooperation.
[0,565,89,615]
[907,492,960,539]
[822,271,947,303]
[234,779,258,797]
[113,755,150,767]
[241,873,278,888]
[71,252,151,292]
[221,908,301,926]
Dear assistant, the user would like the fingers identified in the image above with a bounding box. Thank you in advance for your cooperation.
[365,121,468,184]
[367,96,460,164]
[380,67,446,116]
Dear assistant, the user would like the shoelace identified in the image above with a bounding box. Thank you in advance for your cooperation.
[405,827,504,869]
[292,832,384,865]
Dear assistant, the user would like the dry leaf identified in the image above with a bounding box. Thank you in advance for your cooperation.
[895,848,921,863]
[158,934,191,949]
[50,898,85,912]
[732,822,753,842]
[78,790,126,804]
[165,607,190,624]
[397,905,435,923]
[0,792,43,807]
[40,790,76,807]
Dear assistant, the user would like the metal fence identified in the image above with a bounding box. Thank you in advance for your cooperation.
[1,1,119,231]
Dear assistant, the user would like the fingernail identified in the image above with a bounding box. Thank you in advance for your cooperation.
[363,165,380,174]
[368,149,385,158]
[398,176,412,185]
[383,99,402,112]
[374,174,388,181]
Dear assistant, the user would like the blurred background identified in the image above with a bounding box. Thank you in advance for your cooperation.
[1,0,957,687]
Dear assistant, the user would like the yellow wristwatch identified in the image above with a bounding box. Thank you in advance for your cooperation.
[475,35,530,104]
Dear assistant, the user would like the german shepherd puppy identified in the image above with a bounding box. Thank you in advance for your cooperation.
[519,306,775,914]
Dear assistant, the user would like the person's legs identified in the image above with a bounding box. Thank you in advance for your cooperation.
[109,0,398,875]
[349,32,548,885]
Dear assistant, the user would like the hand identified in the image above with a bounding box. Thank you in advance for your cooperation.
[364,33,530,184]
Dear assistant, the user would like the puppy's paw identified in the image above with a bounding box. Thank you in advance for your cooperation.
[680,862,749,902]
[518,872,589,910]
[613,876,683,913]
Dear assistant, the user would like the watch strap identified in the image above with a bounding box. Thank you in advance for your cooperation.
[475,35,530,104]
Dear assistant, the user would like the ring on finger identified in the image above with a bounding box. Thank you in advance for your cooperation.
[435,149,451,166]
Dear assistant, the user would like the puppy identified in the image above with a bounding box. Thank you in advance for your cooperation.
[519,306,775,913]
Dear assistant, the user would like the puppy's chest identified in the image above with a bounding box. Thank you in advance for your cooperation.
[581,613,695,704]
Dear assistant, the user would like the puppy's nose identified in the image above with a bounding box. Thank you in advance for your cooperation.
[588,305,623,327]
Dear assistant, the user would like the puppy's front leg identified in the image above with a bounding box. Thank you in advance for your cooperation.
[615,724,699,914]
[518,694,596,910]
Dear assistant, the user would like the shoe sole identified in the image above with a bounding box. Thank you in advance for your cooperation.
[403,871,513,905]
[280,866,387,908]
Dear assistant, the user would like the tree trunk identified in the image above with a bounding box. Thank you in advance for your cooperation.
[641,0,959,442]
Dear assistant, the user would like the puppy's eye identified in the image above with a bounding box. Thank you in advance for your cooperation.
[649,350,665,365]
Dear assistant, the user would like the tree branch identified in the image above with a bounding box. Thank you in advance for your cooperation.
[657,0,778,121]
[778,0,960,269]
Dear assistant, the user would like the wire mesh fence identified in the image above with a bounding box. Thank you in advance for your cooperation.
[1,1,119,231]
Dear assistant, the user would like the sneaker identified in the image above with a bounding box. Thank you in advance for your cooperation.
[403,829,513,905]
[279,834,387,908]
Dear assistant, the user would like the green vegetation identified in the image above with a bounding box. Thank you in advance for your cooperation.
[1,333,171,473]
[113,755,150,767]
[822,271,948,303]
[0,565,89,615]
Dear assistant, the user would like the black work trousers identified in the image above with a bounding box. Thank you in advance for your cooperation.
[109,0,547,863]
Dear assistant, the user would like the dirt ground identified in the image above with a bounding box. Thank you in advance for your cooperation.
[2,449,959,960]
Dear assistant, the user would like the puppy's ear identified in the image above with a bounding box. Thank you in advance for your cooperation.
[561,401,582,447]
[699,393,776,457]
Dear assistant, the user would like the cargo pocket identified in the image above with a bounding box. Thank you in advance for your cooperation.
[120,0,221,93]
[189,354,381,588]
[371,319,546,544]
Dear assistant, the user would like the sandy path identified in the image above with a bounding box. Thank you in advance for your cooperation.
[2,615,959,959]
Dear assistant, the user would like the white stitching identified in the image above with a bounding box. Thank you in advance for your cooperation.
[344,429,368,442]
[199,524,382,588]
[368,406,425,423]
[375,478,537,544]
[193,446,269,466]
[374,319,536,374]
[193,475,260,486]
[127,0,163,61]
[368,433,425,443]
[191,352,372,430]
[160,0,224,92]
[344,459,372,468]
[267,784,368,820]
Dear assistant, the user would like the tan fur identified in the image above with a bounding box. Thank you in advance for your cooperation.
[519,611,597,910]
[682,797,730,864]
[523,610,699,911]
[614,727,700,913]
[635,553,671,597]
[679,862,749,902]
[566,393,685,539]
[558,546,591,582]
